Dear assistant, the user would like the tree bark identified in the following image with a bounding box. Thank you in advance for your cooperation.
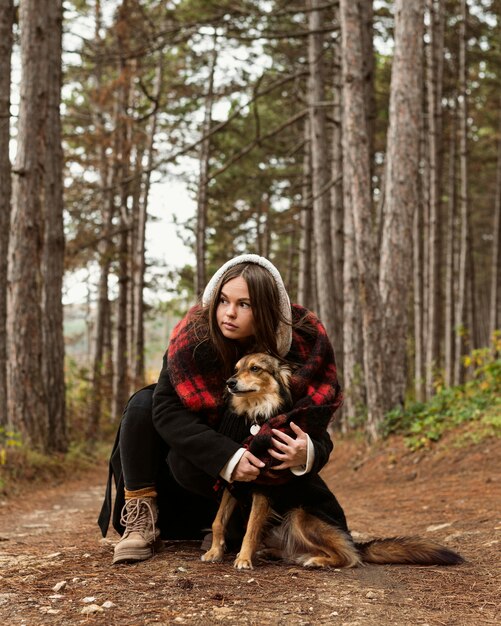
[127,142,144,387]
[379,0,424,409]
[112,1,141,419]
[87,1,115,441]
[308,0,337,343]
[0,0,14,426]
[420,97,430,394]
[444,108,457,387]
[342,174,365,427]
[42,0,67,453]
[131,53,164,388]
[490,104,501,339]
[340,0,384,439]
[298,119,313,308]
[413,167,425,402]
[331,0,344,376]
[114,224,130,418]
[256,193,271,259]
[195,34,217,298]
[360,0,376,202]
[8,0,50,449]
[425,0,445,398]
[454,0,469,386]
[112,59,133,420]
[467,217,478,350]
[339,0,365,425]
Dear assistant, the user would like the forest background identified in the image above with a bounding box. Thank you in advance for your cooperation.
[0,0,500,467]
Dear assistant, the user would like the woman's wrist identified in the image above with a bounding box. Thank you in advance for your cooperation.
[219,448,246,482]
[290,434,314,476]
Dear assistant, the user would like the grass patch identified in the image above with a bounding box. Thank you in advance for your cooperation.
[381,339,501,450]
[0,437,110,496]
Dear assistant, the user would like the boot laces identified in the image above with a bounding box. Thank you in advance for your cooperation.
[120,498,156,536]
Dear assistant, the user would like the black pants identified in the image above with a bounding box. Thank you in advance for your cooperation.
[109,387,219,539]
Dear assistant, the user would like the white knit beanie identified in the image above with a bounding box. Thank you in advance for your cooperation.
[201,254,293,357]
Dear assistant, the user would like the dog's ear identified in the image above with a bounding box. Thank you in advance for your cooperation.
[276,363,292,389]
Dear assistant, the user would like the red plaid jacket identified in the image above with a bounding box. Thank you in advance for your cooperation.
[166,304,343,483]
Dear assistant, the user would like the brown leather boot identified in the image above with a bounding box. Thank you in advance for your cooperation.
[112,497,161,564]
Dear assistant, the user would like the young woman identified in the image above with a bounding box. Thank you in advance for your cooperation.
[98,254,345,564]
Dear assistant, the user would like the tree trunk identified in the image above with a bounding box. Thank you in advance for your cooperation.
[467,218,478,350]
[490,104,501,339]
[285,222,296,293]
[308,0,337,343]
[340,0,365,425]
[127,143,143,388]
[114,225,130,419]
[103,293,114,415]
[454,0,469,386]
[331,0,344,376]
[132,54,164,388]
[111,2,134,420]
[87,2,115,441]
[342,179,365,428]
[42,0,67,453]
[340,0,384,439]
[444,108,457,387]
[420,97,430,394]
[88,239,113,442]
[360,0,376,202]
[413,171,425,402]
[113,158,132,416]
[0,0,14,426]
[256,193,271,259]
[298,120,313,308]
[425,0,445,398]
[379,0,424,410]
[131,150,146,388]
[8,0,50,449]
[195,35,217,298]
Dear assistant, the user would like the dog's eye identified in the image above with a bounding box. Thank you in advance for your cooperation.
[250,365,260,372]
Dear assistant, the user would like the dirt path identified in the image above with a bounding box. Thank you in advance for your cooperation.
[0,434,499,625]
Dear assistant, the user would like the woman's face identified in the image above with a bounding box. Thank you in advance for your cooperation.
[216,276,255,342]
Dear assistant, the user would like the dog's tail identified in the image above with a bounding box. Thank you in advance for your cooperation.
[355,537,464,566]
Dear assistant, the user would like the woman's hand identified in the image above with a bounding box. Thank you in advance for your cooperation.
[268,421,308,470]
[231,450,265,482]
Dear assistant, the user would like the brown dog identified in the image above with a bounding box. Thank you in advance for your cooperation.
[201,353,464,570]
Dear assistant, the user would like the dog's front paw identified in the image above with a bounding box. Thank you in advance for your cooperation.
[234,554,254,570]
[201,547,224,563]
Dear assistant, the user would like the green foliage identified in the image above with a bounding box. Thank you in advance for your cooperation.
[0,438,106,495]
[0,357,112,493]
[0,426,22,476]
[341,363,368,429]
[65,357,94,438]
[381,336,501,450]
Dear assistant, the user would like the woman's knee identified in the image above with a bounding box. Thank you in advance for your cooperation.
[121,389,155,432]
[127,388,154,412]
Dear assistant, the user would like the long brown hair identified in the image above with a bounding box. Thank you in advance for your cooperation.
[194,263,289,377]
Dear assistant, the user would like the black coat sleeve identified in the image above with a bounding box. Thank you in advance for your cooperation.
[310,430,334,475]
[152,355,242,480]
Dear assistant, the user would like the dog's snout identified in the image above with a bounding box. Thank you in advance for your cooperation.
[226,377,237,389]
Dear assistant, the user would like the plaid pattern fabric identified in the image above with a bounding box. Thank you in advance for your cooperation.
[167,304,343,484]
[167,305,226,426]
